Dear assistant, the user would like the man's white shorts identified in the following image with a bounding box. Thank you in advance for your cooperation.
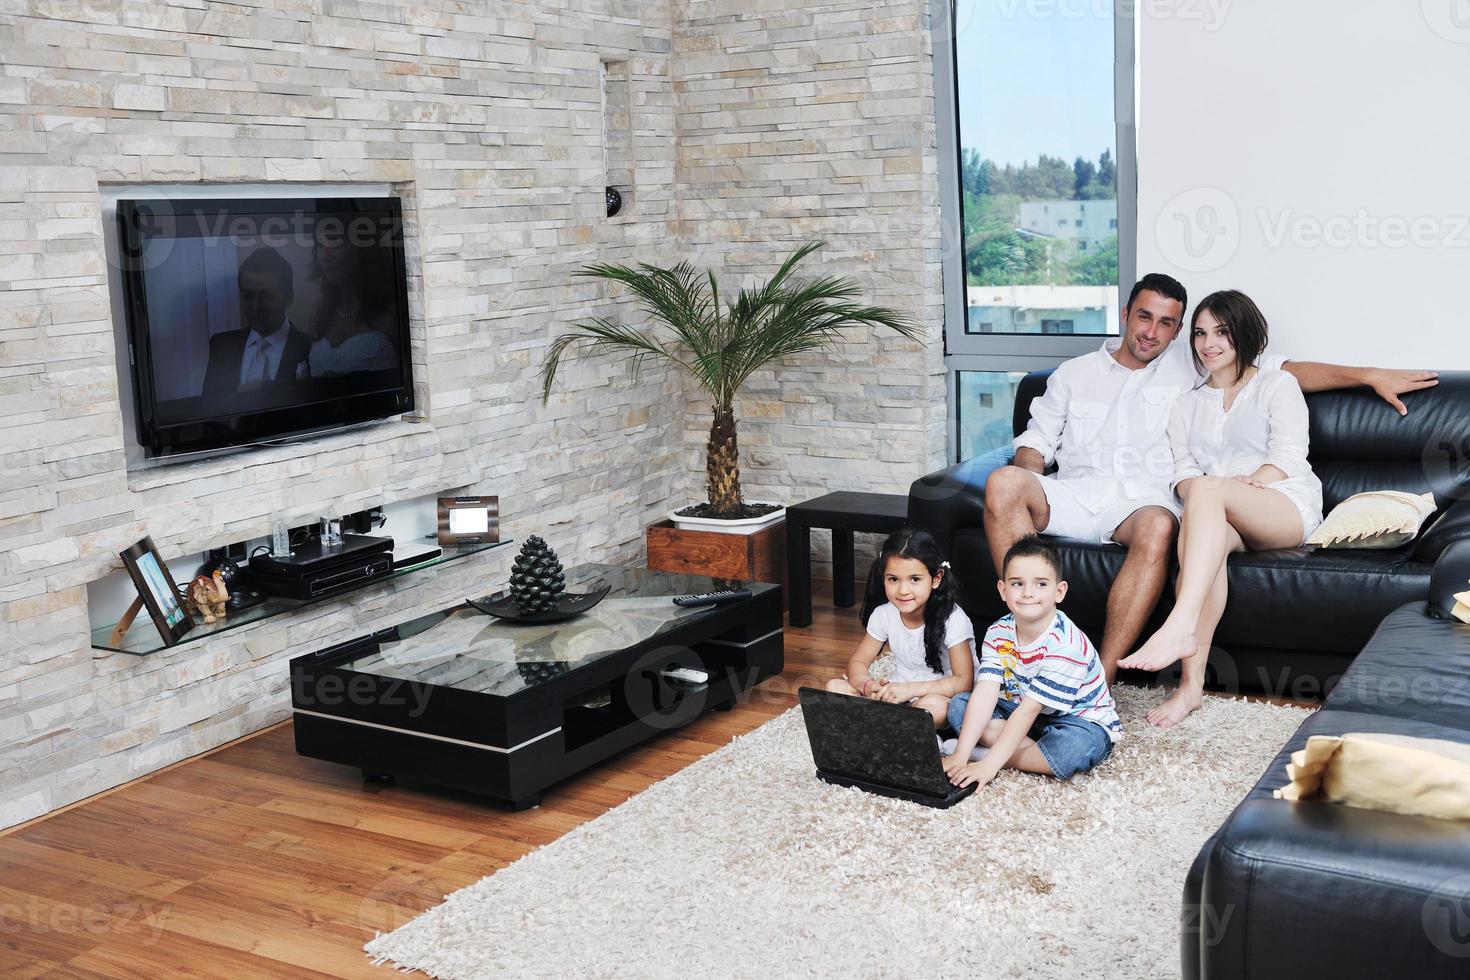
[1028,473,1180,545]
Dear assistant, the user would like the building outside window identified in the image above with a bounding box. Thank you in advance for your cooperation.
[936,0,1135,462]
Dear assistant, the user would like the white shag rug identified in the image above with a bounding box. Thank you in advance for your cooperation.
[365,686,1309,979]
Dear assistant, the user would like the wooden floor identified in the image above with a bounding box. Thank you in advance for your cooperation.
[0,585,863,978]
[0,584,1308,977]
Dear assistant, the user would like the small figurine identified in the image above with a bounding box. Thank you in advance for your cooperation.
[185,570,231,624]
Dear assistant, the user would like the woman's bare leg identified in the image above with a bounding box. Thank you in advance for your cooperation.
[1123,479,1300,672]
[1147,533,1237,727]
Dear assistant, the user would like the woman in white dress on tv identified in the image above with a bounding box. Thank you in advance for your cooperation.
[1120,290,1323,727]
[301,238,400,379]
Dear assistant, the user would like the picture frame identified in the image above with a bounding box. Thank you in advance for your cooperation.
[437,495,500,546]
[118,535,194,646]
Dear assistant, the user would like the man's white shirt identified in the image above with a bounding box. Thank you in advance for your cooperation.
[239,317,292,387]
[1013,332,1288,515]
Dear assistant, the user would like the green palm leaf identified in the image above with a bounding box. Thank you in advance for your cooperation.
[542,241,922,515]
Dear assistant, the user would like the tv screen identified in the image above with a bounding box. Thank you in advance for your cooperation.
[116,197,414,459]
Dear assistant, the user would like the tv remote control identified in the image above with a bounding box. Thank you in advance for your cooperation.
[672,589,752,607]
[660,665,710,684]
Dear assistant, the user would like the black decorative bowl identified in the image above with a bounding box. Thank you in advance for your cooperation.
[465,585,611,624]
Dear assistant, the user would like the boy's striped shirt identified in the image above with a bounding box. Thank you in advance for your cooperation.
[978,610,1122,742]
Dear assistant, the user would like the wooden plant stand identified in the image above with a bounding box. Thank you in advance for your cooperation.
[646,519,786,594]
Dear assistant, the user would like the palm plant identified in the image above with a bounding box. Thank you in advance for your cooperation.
[541,241,921,520]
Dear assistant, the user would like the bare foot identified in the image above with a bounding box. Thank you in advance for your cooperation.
[1119,622,1197,672]
[1146,687,1204,728]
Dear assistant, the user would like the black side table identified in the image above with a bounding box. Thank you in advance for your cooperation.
[786,491,909,628]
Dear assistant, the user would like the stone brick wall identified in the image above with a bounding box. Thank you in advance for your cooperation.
[0,0,946,828]
[0,0,688,828]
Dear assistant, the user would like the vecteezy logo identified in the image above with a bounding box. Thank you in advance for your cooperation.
[1422,0,1470,43]
[1155,187,1239,273]
[1423,873,1470,957]
[358,871,445,936]
[933,0,981,48]
[1422,420,1470,501]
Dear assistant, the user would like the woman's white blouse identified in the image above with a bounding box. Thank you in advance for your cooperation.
[1167,368,1320,493]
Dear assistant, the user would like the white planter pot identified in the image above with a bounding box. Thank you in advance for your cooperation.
[668,503,786,535]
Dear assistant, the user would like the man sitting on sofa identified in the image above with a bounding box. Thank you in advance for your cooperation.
[981,273,1437,723]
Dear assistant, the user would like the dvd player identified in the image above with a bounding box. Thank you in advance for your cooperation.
[248,552,394,599]
[249,533,393,578]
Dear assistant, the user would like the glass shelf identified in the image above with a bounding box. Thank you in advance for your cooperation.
[90,537,513,657]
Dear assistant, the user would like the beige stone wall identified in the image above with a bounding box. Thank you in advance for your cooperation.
[0,0,687,828]
[672,0,947,546]
[0,0,946,828]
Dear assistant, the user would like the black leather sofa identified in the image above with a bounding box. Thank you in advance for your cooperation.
[1182,555,1470,979]
[909,370,1470,695]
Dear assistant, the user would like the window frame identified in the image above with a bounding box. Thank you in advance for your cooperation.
[933,0,1138,462]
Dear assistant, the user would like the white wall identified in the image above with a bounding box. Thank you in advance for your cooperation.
[1138,2,1470,369]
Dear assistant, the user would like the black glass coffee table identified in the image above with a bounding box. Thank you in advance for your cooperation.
[290,564,783,809]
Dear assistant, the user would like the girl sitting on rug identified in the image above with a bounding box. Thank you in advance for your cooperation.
[825,528,974,726]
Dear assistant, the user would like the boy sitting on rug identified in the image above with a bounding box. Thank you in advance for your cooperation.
[942,535,1122,789]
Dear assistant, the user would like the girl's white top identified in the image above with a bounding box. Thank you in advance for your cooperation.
[865,603,976,683]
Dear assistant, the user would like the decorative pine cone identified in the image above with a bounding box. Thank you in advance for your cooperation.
[508,535,566,614]
[517,660,569,686]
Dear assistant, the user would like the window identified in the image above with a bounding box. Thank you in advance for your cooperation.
[935,0,1135,462]
[956,371,1029,461]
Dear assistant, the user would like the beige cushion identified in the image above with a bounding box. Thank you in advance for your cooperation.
[1274,732,1470,821]
[1306,490,1437,549]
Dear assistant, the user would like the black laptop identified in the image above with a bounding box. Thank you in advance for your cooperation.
[797,687,975,809]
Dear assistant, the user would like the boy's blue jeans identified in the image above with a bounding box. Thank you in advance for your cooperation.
[946,692,1113,780]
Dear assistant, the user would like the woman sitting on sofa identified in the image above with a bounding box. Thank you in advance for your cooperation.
[1119,290,1324,728]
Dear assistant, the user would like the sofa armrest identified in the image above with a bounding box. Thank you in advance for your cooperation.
[906,445,1013,553]
[1415,495,1470,563]
[1429,537,1470,620]
[1198,798,1470,979]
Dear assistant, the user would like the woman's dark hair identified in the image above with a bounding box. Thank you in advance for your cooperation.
[309,240,398,338]
[1190,289,1268,384]
[859,527,963,675]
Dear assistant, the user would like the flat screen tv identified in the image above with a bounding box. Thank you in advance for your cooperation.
[116,196,414,460]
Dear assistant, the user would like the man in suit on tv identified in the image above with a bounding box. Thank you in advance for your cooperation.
[202,247,312,397]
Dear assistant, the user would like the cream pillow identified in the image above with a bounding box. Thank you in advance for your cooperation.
[1306,490,1438,549]
[1274,732,1470,822]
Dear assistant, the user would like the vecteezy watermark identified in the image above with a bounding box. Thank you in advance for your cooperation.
[358,871,444,936]
[993,0,1233,31]
[1423,873,1470,958]
[1155,187,1240,273]
[1182,901,1235,947]
[0,898,170,941]
[115,195,406,275]
[1258,209,1470,251]
[932,0,981,47]
[296,674,434,718]
[1421,0,1470,43]
[1423,423,1470,501]
[1157,189,1470,272]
